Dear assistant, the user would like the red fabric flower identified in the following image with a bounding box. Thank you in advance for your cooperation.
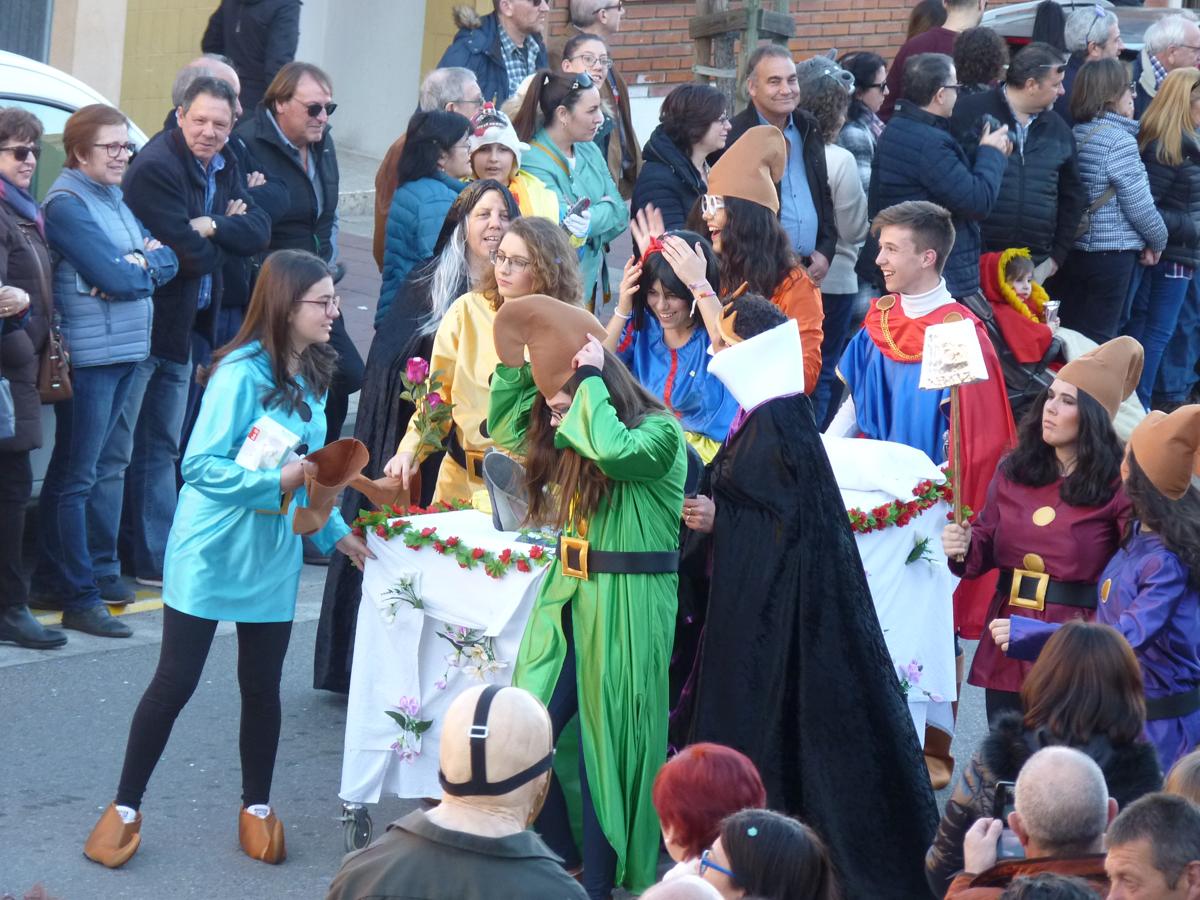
[471,547,485,560]
[499,548,512,563]
[529,545,544,560]
[375,525,388,538]
[517,559,531,573]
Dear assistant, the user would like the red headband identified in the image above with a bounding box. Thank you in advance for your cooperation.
[643,234,666,261]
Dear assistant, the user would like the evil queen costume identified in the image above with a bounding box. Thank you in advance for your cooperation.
[687,315,937,899]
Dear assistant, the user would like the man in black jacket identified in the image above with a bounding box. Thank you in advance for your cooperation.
[234,61,364,453]
[201,0,301,113]
[952,43,1087,284]
[719,44,837,285]
[121,76,271,585]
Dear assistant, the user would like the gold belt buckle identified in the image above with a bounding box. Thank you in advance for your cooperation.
[466,449,486,480]
[1009,568,1050,612]
[559,536,590,580]
[255,491,294,517]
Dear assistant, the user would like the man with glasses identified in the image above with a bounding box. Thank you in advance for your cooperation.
[235,62,363,461]
[438,0,549,106]
[1057,6,1124,126]
[953,42,1086,285]
[549,0,641,198]
[1134,13,1200,118]
[201,0,301,113]
[372,68,484,271]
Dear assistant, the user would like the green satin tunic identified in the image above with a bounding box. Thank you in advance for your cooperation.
[488,363,685,893]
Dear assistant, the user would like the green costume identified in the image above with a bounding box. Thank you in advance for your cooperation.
[488,363,685,893]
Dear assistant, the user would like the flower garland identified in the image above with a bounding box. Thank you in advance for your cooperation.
[352,500,553,579]
[846,478,968,535]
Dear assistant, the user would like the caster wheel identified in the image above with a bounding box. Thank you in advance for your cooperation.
[341,804,373,852]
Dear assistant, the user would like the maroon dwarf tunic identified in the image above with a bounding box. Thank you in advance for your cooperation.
[954,470,1130,693]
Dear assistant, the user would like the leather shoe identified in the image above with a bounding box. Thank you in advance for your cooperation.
[84,803,141,868]
[97,574,135,606]
[239,807,286,863]
[27,590,65,612]
[0,605,67,649]
[62,605,133,638]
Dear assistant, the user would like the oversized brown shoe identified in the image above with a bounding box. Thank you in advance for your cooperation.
[83,803,142,868]
[292,439,370,536]
[239,807,286,864]
[348,473,411,512]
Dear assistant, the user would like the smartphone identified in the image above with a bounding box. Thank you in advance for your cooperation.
[980,113,1013,148]
[566,197,591,218]
[994,781,1025,860]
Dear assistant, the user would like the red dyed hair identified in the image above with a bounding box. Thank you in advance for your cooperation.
[652,743,768,859]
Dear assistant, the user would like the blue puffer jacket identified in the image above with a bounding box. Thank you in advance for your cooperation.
[377,172,464,326]
[862,101,1006,296]
[436,7,547,106]
[1072,113,1167,253]
[43,168,178,368]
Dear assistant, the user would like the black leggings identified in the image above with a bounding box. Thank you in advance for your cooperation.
[534,605,617,900]
[115,605,293,811]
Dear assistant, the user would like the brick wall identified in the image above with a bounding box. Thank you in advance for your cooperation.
[544,1,1021,97]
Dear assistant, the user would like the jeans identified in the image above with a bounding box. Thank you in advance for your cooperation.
[116,605,293,811]
[123,353,193,580]
[812,290,857,429]
[1154,272,1200,405]
[534,605,617,900]
[1122,261,1193,408]
[1052,248,1138,344]
[0,450,32,608]
[35,362,138,609]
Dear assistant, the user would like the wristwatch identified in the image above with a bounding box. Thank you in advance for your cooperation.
[209,216,218,236]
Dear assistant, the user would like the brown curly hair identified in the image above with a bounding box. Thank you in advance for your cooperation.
[478,216,584,309]
[797,71,851,144]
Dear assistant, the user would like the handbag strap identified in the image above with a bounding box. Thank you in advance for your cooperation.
[1078,123,1118,213]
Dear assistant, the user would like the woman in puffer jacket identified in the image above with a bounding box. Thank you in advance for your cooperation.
[376,110,471,326]
[925,621,1162,898]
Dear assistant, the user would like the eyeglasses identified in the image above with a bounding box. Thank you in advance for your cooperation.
[295,295,341,314]
[864,82,889,93]
[568,71,595,91]
[598,1,625,11]
[491,250,532,272]
[294,100,338,118]
[699,849,737,880]
[523,0,551,7]
[701,194,725,216]
[0,144,41,162]
[569,53,612,70]
[942,83,965,92]
[1035,63,1068,74]
[93,141,137,159]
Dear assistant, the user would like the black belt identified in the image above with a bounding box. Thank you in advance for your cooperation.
[1146,687,1200,721]
[556,536,679,580]
[446,428,485,479]
[997,568,1097,612]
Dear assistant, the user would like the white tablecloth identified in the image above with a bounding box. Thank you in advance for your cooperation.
[339,510,549,804]
[825,436,960,740]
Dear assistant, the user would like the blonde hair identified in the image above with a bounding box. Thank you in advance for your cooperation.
[1166,749,1200,805]
[1139,67,1200,166]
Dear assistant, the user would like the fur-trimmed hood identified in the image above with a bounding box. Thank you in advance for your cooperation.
[452,4,482,30]
[980,712,1163,809]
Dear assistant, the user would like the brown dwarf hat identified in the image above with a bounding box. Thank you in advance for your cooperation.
[1056,336,1144,419]
[1129,405,1200,500]
[493,294,606,397]
[706,125,787,214]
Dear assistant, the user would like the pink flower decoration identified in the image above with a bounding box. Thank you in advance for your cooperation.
[405,357,429,384]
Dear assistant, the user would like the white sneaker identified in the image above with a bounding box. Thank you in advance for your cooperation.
[135,576,163,588]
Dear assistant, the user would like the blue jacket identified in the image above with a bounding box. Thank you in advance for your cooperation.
[377,172,464,326]
[863,101,1006,296]
[631,125,706,233]
[43,167,178,367]
[437,8,547,106]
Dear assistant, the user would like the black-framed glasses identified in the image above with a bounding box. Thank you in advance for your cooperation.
[569,52,612,70]
[569,71,595,91]
[93,141,137,159]
[942,83,965,92]
[699,849,736,880]
[0,144,41,162]
[599,1,625,10]
[524,0,551,7]
[491,250,532,272]
[295,295,341,314]
[295,100,337,118]
[865,81,889,93]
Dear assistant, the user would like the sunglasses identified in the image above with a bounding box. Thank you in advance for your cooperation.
[699,849,736,880]
[864,81,889,93]
[295,100,338,118]
[0,144,41,162]
[569,71,595,91]
[701,194,725,216]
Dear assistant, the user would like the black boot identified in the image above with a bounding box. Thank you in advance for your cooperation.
[0,605,68,649]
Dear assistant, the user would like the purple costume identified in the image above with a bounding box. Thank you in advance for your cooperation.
[1010,527,1200,770]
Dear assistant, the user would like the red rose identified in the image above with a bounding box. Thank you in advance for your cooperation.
[529,545,544,560]
[434,542,445,553]
[499,548,512,563]
[421,527,435,537]
[517,559,531,573]
[447,536,460,547]
[471,547,484,560]
[375,525,388,538]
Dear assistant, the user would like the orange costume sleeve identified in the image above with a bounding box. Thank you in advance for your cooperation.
[770,267,823,394]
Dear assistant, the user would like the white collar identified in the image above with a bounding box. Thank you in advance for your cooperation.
[900,278,953,318]
[708,320,806,411]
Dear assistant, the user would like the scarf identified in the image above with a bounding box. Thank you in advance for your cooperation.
[0,173,45,238]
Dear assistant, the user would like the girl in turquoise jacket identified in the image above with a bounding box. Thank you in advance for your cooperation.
[514,71,629,310]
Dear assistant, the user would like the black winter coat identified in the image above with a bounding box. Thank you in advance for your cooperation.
[235,105,339,262]
[122,127,271,363]
[631,126,706,233]
[717,105,839,264]
[201,0,301,113]
[0,199,50,453]
[952,87,1087,265]
[1144,138,1200,269]
[924,712,1163,898]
